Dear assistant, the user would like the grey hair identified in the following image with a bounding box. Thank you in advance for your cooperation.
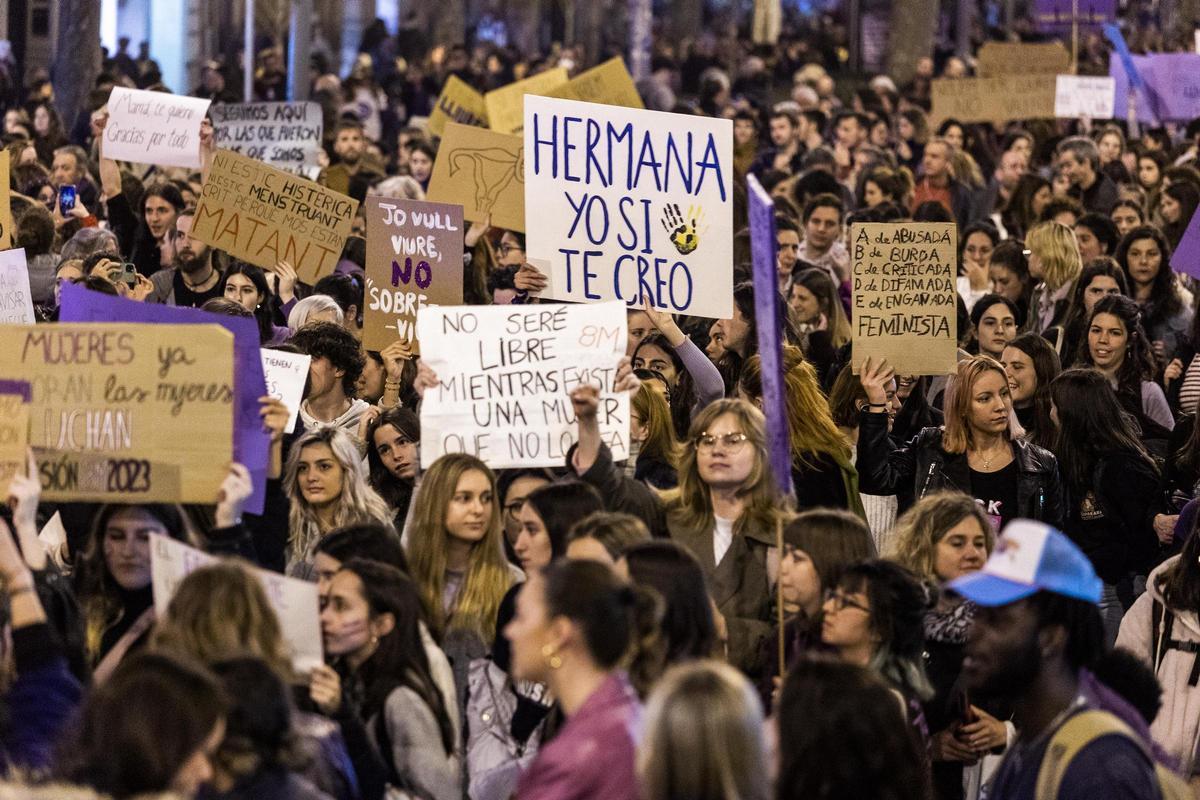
[287,295,344,332]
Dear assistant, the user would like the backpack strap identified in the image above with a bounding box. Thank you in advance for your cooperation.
[1035,710,1145,800]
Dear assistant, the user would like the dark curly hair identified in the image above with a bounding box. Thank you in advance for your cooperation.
[289,320,365,397]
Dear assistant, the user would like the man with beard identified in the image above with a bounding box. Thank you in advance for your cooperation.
[950,521,1163,799]
[148,209,223,307]
[319,119,383,203]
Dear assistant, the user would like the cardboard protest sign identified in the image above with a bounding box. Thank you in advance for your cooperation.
[930,76,1056,126]
[363,197,465,353]
[523,96,734,319]
[0,380,30,497]
[417,302,629,469]
[544,58,644,109]
[976,42,1070,77]
[851,223,957,376]
[1055,75,1116,119]
[428,75,488,138]
[102,87,211,169]
[1109,53,1200,123]
[485,67,569,135]
[260,349,310,432]
[427,122,525,232]
[0,249,35,323]
[747,175,791,497]
[0,322,234,502]
[151,534,323,674]
[191,149,358,284]
[211,102,323,174]
[59,282,271,513]
[0,149,10,250]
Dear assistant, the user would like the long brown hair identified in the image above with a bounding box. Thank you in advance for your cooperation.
[632,383,683,466]
[941,356,1023,454]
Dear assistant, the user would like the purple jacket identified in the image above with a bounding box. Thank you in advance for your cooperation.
[516,672,642,800]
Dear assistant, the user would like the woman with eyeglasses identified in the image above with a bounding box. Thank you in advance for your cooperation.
[857,355,1064,528]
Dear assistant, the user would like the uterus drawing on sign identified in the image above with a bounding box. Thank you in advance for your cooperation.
[661,203,707,255]
[447,146,524,215]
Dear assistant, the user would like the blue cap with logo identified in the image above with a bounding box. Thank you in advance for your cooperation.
[948,519,1103,607]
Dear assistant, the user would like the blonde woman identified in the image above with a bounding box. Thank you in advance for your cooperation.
[638,660,769,800]
[630,383,683,490]
[1024,221,1083,334]
[283,426,394,579]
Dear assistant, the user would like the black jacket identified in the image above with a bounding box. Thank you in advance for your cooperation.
[856,410,1065,529]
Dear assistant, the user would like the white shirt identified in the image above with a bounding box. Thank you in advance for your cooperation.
[714,516,735,566]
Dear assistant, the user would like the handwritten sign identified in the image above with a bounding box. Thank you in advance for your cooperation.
[428,75,488,138]
[930,75,1056,126]
[544,58,644,109]
[0,391,29,496]
[363,197,464,353]
[417,302,629,469]
[0,323,234,502]
[211,102,323,174]
[150,534,323,674]
[976,41,1070,77]
[192,149,358,284]
[0,149,10,250]
[1055,75,1116,119]
[485,67,569,135]
[523,96,734,319]
[1109,53,1200,123]
[427,122,524,232]
[260,349,310,431]
[0,249,35,323]
[102,87,211,169]
[851,223,957,376]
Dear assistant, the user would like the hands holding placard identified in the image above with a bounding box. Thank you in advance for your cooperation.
[271,260,299,304]
[514,262,548,294]
[859,356,896,408]
[215,463,254,529]
[642,298,686,347]
[464,214,491,250]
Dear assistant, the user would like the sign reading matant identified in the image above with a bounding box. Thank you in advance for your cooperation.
[192,149,359,284]
[524,97,733,319]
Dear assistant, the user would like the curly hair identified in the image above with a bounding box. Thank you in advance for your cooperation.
[888,492,994,583]
[288,320,365,397]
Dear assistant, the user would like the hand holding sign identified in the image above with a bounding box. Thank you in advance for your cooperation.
[215,463,254,528]
[859,356,896,407]
[514,262,549,294]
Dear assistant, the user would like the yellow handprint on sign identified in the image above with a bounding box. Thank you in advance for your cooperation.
[661,203,706,255]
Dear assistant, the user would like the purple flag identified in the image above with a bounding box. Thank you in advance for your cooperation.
[1110,53,1200,123]
[1033,0,1115,32]
[1172,206,1200,280]
[747,175,793,499]
[59,283,271,514]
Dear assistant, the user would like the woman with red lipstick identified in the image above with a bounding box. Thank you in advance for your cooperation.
[857,355,1064,529]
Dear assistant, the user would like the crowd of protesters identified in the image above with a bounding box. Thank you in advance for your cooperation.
[4,5,1200,800]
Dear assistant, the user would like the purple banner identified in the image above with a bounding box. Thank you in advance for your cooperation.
[747,174,793,499]
[0,380,31,402]
[1172,206,1200,280]
[1110,53,1200,124]
[59,283,271,514]
[1033,0,1115,32]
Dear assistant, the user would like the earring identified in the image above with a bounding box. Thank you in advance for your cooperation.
[541,644,562,669]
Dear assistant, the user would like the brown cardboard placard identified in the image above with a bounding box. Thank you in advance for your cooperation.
[191,149,359,284]
[428,75,488,138]
[976,41,1070,77]
[485,67,569,135]
[426,122,525,232]
[930,75,1057,127]
[544,58,644,109]
[0,323,235,502]
[0,150,11,250]
[851,222,958,377]
[0,394,28,496]
[363,197,465,353]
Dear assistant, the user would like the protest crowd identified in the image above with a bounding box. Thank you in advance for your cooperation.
[9,3,1200,799]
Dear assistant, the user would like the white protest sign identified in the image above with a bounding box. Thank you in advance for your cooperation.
[211,102,323,174]
[260,349,311,431]
[0,248,35,323]
[417,302,629,469]
[150,533,323,674]
[1055,75,1116,119]
[103,87,212,168]
[38,511,67,556]
[523,96,734,319]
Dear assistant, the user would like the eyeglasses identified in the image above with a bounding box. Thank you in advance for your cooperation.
[499,243,525,256]
[694,432,749,453]
[823,588,870,614]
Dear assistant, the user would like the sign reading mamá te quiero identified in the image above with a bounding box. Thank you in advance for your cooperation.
[523,97,733,319]
[0,323,235,502]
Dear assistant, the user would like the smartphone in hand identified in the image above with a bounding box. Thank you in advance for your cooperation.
[58,184,77,215]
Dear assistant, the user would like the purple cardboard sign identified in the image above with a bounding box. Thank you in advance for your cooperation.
[1109,53,1200,123]
[747,174,793,499]
[59,283,270,514]
[0,380,31,402]
[1172,206,1200,280]
[1033,0,1115,32]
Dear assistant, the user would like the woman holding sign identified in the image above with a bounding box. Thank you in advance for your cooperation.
[857,355,1064,530]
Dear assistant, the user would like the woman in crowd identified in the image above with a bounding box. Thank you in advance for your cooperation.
[320,559,460,800]
[957,223,999,312]
[857,355,1064,528]
[284,426,394,579]
[289,296,345,332]
[1052,368,1163,640]
[986,240,1034,326]
[1159,180,1200,252]
[828,364,900,542]
[637,661,769,800]
[497,469,553,554]
[967,294,1018,362]
[514,482,605,576]
[220,262,288,345]
[563,512,653,565]
[101,151,187,276]
[632,302,725,439]
[1048,258,1128,367]
[364,407,420,530]
[1096,124,1131,184]
[1116,224,1192,365]
[630,384,683,490]
[999,332,1061,452]
[1137,149,1168,196]
[1001,174,1052,241]
[505,559,650,800]
[1111,198,1146,239]
[1077,294,1175,450]
[890,493,1006,800]
[1024,221,1082,335]
[789,267,851,350]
